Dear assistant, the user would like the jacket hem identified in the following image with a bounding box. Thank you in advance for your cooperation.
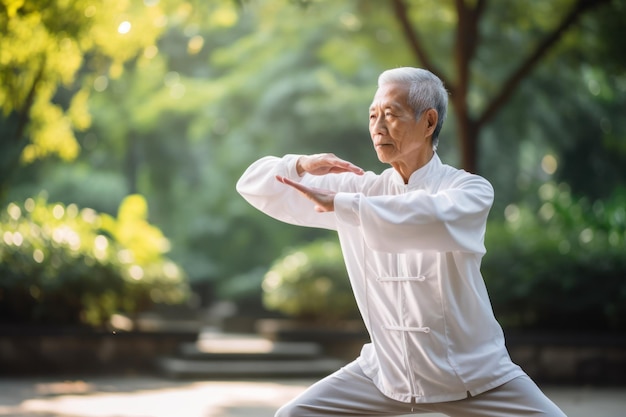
[357,356,527,404]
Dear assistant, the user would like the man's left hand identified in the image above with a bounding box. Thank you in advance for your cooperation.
[276,175,336,212]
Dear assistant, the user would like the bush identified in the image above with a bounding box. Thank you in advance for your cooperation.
[0,194,189,327]
[260,183,626,332]
[483,183,626,332]
[262,239,358,322]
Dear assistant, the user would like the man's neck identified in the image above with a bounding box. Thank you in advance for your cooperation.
[392,148,434,184]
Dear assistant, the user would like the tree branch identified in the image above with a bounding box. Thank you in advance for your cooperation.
[454,0,486,95]
[389,0,454,95]
[469,0,487,61]
[13,59,47,143]
[477,0,610,129]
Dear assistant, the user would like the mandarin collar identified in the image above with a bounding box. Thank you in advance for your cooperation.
[391,153,441,187]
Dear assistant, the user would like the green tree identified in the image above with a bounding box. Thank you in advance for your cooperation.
[381,0,615,173]
[0,0,167,198]
[73,2,381,294]
[5,0,624,309]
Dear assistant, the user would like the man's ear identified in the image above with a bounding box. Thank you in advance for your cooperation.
[425,108,438,135]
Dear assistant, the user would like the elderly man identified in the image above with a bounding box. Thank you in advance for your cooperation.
[236,67,567,417]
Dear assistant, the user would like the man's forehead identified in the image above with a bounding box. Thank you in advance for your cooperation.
[369,96,407,111]
[370,84,409,110]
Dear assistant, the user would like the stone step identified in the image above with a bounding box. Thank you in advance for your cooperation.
[158,356,346,379]
[178,333,323,360]
[158,332,347,379]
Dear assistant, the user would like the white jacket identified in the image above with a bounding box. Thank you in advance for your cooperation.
[236,153,524,403]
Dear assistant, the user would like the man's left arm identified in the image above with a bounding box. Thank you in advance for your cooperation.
[333,174,494,254]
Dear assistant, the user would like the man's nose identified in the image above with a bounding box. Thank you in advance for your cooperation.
[371,116,386,135]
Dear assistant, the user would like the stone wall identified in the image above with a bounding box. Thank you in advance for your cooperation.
[1,323,624,385]
[257,319,626,385]
[506,332,626,385]
[0,326,197,375]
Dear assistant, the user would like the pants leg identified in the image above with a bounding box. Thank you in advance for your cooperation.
[275,361,567,417]
[274,360,436,416]
[433,375,568,417]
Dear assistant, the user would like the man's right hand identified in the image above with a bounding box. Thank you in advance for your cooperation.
[296,153,364,176]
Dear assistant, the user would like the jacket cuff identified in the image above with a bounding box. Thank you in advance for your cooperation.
[283,154,303,179]
[334,192,360,226]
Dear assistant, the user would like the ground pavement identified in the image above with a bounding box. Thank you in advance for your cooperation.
[0,375,624,417]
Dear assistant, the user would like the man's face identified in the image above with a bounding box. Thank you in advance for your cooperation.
[369,83,431,168]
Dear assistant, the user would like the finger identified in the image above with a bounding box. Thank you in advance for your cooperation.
[284,179,311,195]
[347,164,365,175]
[334,163,365,175]
[314,203,335,213]
[276,176,310,194]
[328,159,364,175]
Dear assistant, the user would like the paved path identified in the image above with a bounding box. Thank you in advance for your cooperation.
[0,375,624,417]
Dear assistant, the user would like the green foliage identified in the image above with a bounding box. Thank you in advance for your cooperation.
[262,239,358,322]
[258,182,626,331]
[0,195,189,327]
[2,0,624,320]
[0,0,166,164]
[81,1,384,290]
[484,183,626,332]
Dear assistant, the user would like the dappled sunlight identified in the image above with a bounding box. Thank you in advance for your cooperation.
[118,21,132,35]
[197,332,277,354]
[3,380,309,417]
[0,377,624,417]
[0,196,188,327]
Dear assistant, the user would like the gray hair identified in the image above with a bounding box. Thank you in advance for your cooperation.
[378,67,448,150]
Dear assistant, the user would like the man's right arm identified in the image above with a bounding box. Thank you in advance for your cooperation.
[236,155,339,230]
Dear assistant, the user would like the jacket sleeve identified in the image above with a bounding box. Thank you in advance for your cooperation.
[236,155,341,230]
[333,174,494,254]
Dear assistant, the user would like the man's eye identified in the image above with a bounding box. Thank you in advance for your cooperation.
[369,114,376,120]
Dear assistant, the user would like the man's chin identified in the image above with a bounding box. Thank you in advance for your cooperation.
[375,150,391,164]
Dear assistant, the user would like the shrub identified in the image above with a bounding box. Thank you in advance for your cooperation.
[0,194,189,327]
[262,239,358,322]
[260,183,626,332]
[483,183,626,332]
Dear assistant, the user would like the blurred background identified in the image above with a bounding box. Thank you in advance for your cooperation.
[1,0,625,409]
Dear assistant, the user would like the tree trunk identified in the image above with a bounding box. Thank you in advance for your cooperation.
[125,132,140,195]
[0,62,46,202]
[458,117,479,174]
[390,0,612,174]
[451,0,483,174]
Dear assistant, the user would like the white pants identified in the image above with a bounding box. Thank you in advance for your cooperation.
[275,361,567,417]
